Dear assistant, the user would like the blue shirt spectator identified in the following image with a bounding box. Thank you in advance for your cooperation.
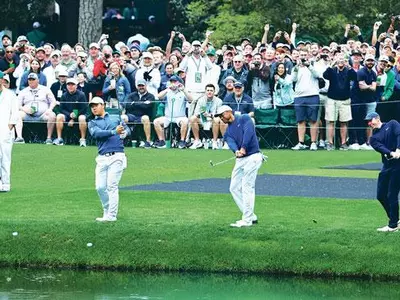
[323,66,357,100]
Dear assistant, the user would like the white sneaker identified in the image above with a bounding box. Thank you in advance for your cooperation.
[310,142,318,151]
[291,143,308,150]
[359,143,373,150]
[318,140,326,148]
[79,138,87,147]
[95,216,117,222]
[230,220,252,228]
[348,143,360,150]
[222,142,230,150]
[377,225,398,232]
[189,140,203,149]
[212,141,219,150]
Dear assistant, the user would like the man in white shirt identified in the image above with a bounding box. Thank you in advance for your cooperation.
[0,71,19,192]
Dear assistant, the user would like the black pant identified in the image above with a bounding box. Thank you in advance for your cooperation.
[377,167,400,228]
[348,103,366,145]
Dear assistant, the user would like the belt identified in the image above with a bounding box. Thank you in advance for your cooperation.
[104,152,116,157]
[320,92,327,95]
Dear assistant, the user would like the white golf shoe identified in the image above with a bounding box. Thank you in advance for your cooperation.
[230,220,252,228]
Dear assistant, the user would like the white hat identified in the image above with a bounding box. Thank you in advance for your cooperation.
[57,69,68,77]
[191,40,201,46]
[142,52,153,59]
[364,54,375,61]
[17,35,28,43]
[378,55,389,62]
[215,105,233,117]
[66,78,78,85]
[89,42,100,49]
[89,97,104,105]
[50,50,61,57]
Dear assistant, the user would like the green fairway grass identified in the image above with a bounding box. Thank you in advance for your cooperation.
[1,144,398,278]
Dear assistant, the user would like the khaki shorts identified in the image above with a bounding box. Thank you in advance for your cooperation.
[325,98,352,122]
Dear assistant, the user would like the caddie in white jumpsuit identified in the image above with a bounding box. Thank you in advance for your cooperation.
[88,97,130,222]
[215,105,264,227]
[0,71,19,192]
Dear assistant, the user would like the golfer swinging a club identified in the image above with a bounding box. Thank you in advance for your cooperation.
[88,97,130,222]
[367,112,400,232]
[215,105,264,227]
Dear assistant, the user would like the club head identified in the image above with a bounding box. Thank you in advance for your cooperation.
[209,160,214,167]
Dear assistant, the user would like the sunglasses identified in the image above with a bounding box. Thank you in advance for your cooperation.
[6,51,14,53]
[233,61,242,63]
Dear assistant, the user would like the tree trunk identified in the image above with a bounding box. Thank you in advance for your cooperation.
[78,0,103,48]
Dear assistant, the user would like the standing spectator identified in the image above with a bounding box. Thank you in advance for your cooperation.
[205,48,221,96]
[248,53,272,109]
[121,79,155,148]
[159,62,174,91]
[93,45,113,96]
[102,62,131,108]
[53,78,88,146]
[291,49,321,150]
[0,71,18,192]
[180,40,213,115]
[349,54,377,150]
[272,62,294,107]
[323,53,357,150]
[376,56,395,120]
[135,52,161,98]
[19,59,47,90]
[0,46,19,90]
[43,50,62,88]
[88,97,130,222]
[86,42,101,80]
[60,44,77,77]
[15,73,57,144]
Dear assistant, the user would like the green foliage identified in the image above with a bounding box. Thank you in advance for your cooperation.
[173,0,400,46]
[0,0,53,29]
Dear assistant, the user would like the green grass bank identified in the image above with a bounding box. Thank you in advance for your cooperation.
[2,145,399,279]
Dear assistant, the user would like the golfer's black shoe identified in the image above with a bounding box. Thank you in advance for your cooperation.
[252,220,258,224]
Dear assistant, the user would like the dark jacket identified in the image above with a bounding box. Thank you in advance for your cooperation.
[124,91,155,118]
[223,92,254,115]
[59,90,88,117]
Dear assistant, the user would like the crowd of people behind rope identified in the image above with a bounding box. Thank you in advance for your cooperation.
[1,19,400,150]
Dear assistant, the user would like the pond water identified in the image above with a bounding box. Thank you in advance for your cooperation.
[0,268,399,299]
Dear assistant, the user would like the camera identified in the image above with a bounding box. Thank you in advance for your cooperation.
[175,31,181,36]
[301,58,307,64]
[253,61,261,67]
[81,58,86,63]
[350,25,355,30]
[394,15,400,20]
[104,53,111,59]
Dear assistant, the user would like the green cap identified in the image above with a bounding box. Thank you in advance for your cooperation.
[206,48,216,56]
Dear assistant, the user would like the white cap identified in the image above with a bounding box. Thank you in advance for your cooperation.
[364,54,375,61]
[66,78,78,85]
[142,52,153,59]
[378,55,389,62]
[89,42,100,49]
[89,97,104,105]
[215,105,233,117]
[57,69,68,77]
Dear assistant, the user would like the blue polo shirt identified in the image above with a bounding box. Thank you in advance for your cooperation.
[88,113,130,155]
[223,93,254,115]
[224,114,260,157]
[323,67,357,100]
[353,66,377,103]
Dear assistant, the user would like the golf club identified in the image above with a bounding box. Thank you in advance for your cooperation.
[209,156,236,167]
[385,154,398,161]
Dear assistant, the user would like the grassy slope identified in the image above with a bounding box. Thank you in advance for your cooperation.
[2,145,397,278]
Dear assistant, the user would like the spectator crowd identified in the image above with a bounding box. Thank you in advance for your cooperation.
[1,18,400,151]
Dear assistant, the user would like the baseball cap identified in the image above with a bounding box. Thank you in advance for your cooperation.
[191,40,201,46]
[51,50,61,57]
[296,41,305,47]
[206,48,216,56]
[129,44,141,52]
[378,55,389,62]
[77,51,88,58]
[136,79,147,86]
[223,76,236,85]
[58,69,68,77]
[2,34,11,41]
[215,105,233,117]
[35,47,45,53]
[17,35,28,43]
[321,46,330,52]
[112,50,121,56]
[365,112,380,121]
[361,42,369,48]
[28,73,38,80]
[364,54,375,61]
[174,67,185,74]
[234,81,244,88]
[89,42,100,49]
[66,78,78,85]
[351,50,362,56]
[89,97,104,105]
[142,52,153,59]
[169,75,183,83]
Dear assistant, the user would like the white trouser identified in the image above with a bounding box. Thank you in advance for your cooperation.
[229,152,263,223]
[95,153,127,218]
[0,132,13,191]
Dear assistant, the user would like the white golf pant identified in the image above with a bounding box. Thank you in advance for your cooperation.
[0,133,13,191]
[95,153,127,218]
[229,152,263,223]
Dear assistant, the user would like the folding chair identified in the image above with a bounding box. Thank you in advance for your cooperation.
[254,108,279,149]
[278,108,298,148]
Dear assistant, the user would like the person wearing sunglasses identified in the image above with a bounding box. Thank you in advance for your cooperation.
[0,46,19,90]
